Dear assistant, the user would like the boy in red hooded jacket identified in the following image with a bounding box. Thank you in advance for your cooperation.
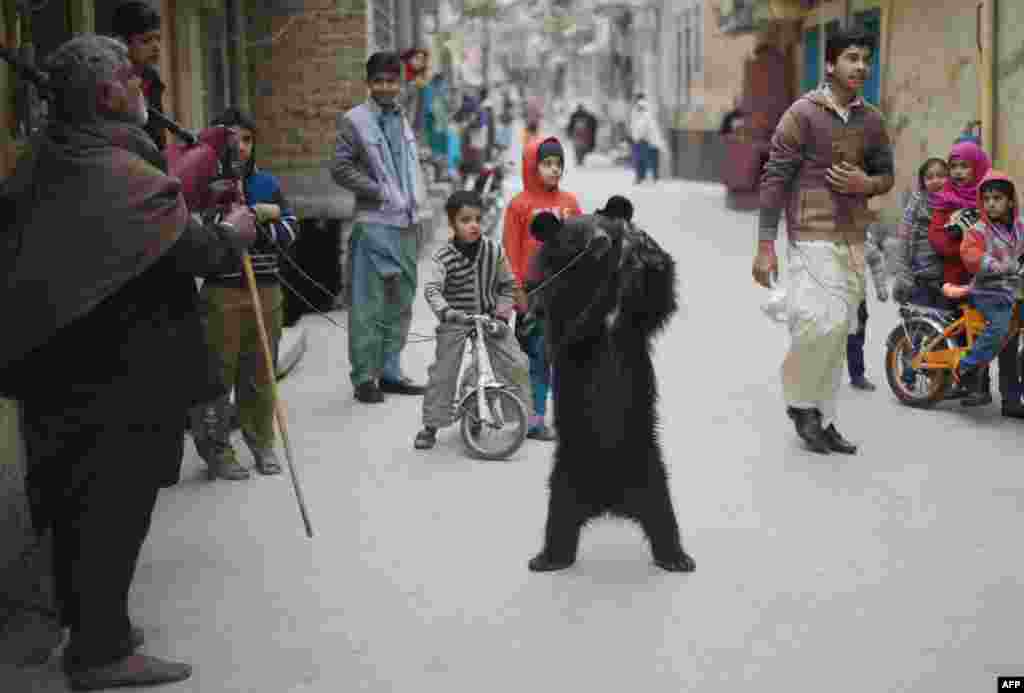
[946,171,1024,414]
[503,136,582,440]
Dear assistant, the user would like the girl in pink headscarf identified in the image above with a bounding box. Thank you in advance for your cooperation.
[928,141,992,286]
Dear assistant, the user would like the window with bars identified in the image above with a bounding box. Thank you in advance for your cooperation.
[674,5,704,112]
[201,0,244,123]
[372,0,396,52]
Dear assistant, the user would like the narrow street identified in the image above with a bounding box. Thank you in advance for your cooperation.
[17,160,1024,692]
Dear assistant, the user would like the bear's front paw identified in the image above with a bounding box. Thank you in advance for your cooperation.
[528,552,576,572]
[653,551,696,573]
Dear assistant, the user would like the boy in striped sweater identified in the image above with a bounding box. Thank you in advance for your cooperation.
[415,191,532,450]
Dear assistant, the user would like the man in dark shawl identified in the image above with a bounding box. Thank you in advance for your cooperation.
[0,35,259,690]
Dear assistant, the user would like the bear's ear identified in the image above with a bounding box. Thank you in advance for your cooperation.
[530,211,562,244]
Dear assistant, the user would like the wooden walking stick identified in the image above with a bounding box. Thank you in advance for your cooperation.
[240,209,314,538]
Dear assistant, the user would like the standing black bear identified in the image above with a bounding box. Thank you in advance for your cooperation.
[526,211,695,573]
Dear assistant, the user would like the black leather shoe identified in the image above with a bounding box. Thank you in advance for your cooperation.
[1002,401,1024,419]
[379,377,426,395]
[355,381,385,403]
[68,654,192,691]
[962,389,993,407]
[823,424,858,454]
[944,383,970,400]
[786,407,830,454]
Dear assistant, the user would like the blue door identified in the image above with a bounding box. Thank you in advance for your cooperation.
[855,9,882,105]
[802,26,820,94]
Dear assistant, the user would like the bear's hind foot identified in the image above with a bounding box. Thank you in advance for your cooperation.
[528,552,576,572]
[653,551,696,573]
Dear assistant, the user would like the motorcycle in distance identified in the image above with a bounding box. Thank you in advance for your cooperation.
[462,143,514,241]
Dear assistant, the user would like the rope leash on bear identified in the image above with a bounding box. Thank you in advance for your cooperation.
[266,231,599,346]
[270,243,438,343]
[524,236,598,299]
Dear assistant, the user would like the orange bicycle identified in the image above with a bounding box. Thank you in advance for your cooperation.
[885,291,1023,407]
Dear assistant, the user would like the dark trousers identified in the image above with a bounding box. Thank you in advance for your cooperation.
[846,300,870,380]
[633,141,659,182]
[997,318,1022,403]
[21,401,180,673]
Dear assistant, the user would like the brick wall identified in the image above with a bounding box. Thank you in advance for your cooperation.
[247,0,370,172]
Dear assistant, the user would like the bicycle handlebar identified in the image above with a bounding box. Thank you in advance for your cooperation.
[465,314,500,324]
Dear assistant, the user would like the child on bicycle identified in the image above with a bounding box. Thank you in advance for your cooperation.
[892,157,950,307]
[929,141,991,290]
[947,171,1024,415]
[415,191,532,450]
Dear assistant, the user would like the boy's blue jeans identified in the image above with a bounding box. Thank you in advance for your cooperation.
[960,294,1014,371]
[522,330,556,422]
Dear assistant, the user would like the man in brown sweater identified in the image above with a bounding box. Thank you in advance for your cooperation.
[752,28,895,455]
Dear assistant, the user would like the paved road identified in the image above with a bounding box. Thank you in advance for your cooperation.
[17,161,1024,692]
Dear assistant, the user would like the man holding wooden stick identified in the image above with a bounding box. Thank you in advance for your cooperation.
[0,35,258,690]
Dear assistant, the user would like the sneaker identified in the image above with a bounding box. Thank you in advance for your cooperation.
[850,376,877,391]
[526,425,557,441]
[355,381,384,403]
[414,427,437,449]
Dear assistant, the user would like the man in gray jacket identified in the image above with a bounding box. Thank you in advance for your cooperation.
[332,52,426,403]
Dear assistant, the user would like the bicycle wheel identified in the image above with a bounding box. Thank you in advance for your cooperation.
[884,321,951,408]
[460,388,528,460]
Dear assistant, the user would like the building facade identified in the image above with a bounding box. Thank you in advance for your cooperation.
[714,0,1013,225]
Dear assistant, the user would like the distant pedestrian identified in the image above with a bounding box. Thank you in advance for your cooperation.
[400,47,431,148]
[630,95,665,184]
[567,102,598,167]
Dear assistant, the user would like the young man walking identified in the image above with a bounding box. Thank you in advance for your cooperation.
[332,52,427,403]
[752,28,895,454]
